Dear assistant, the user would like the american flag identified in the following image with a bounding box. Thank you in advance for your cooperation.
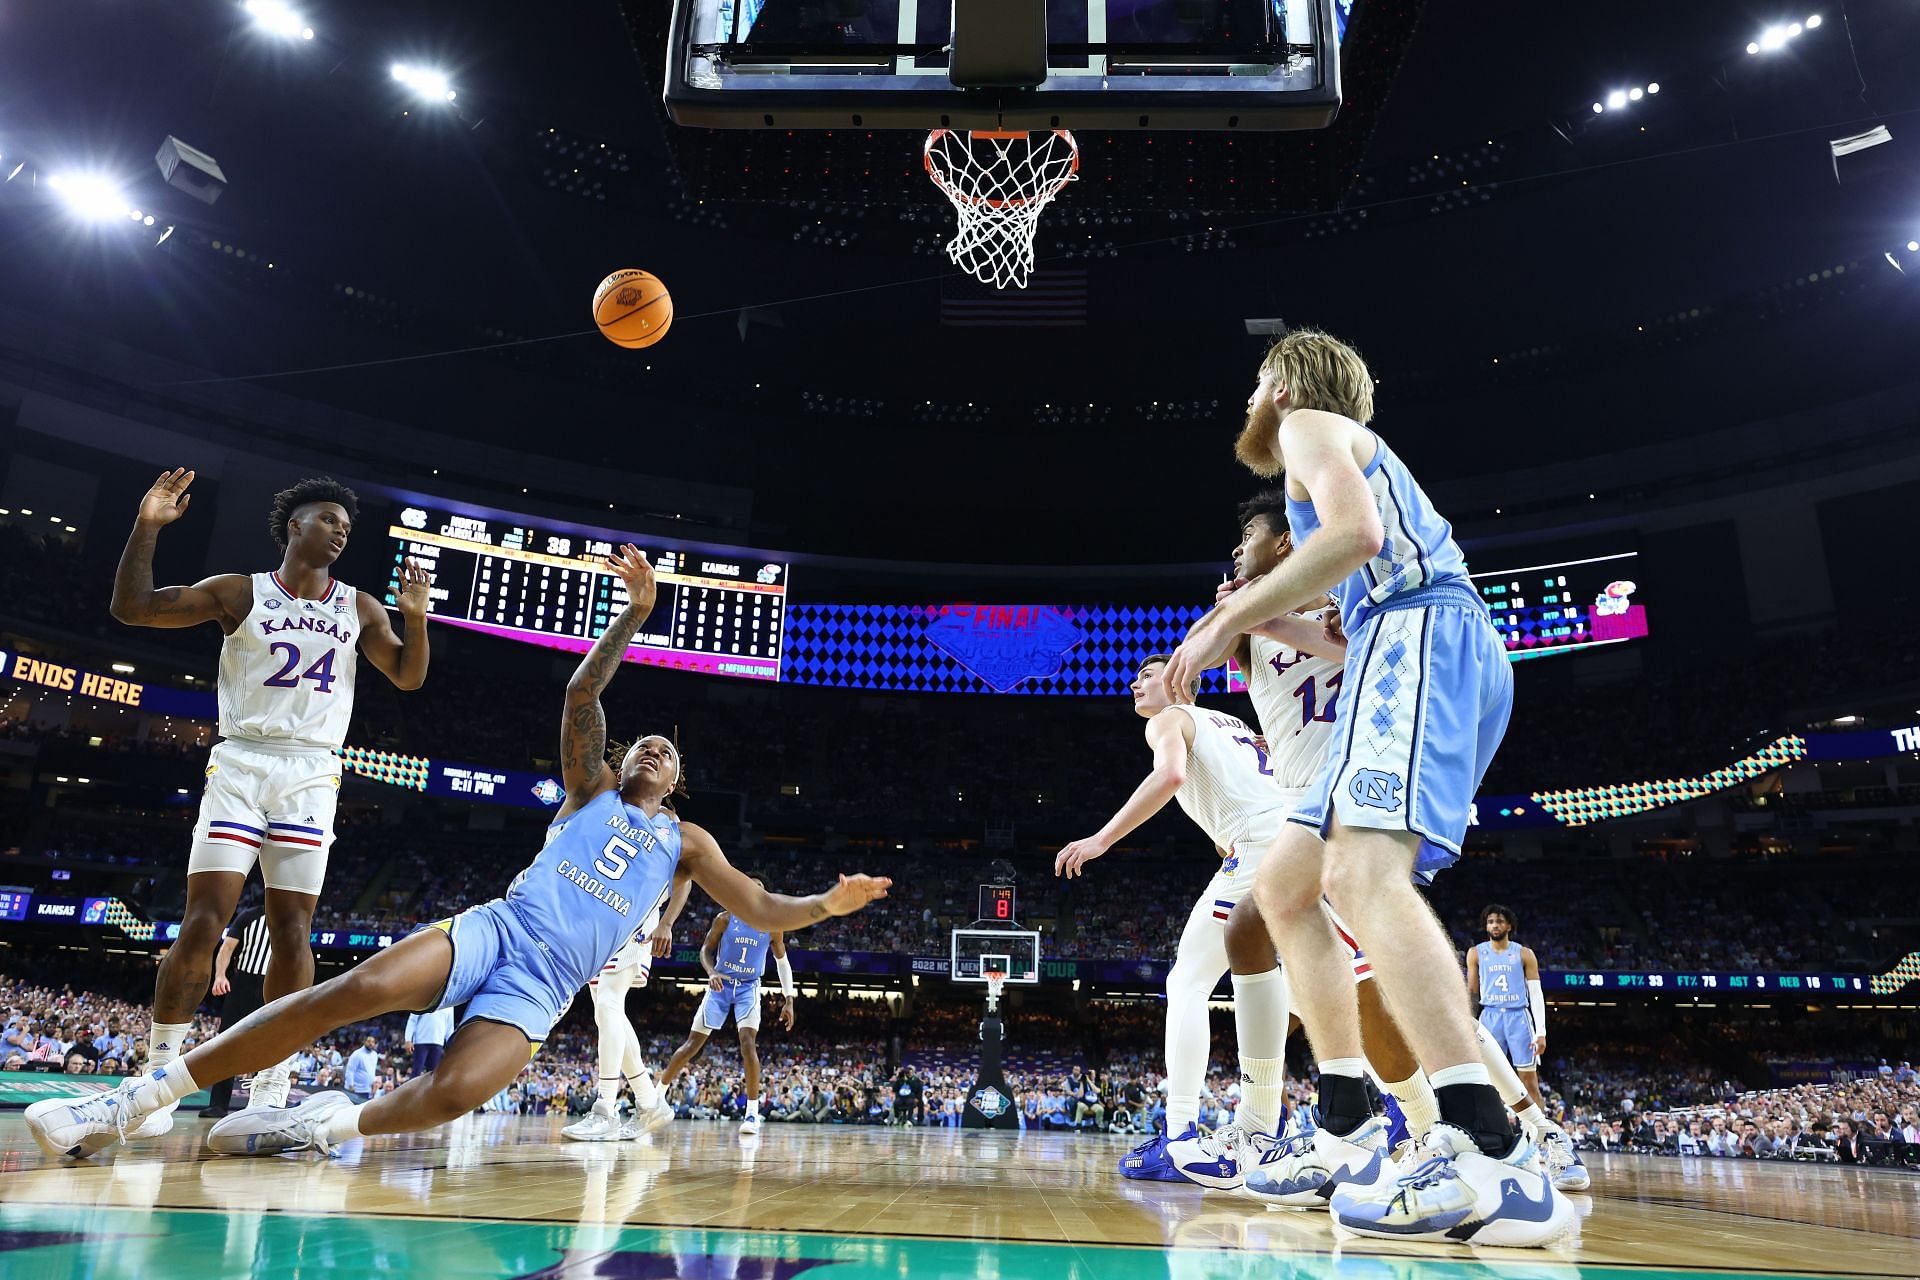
[940,266,1089,327]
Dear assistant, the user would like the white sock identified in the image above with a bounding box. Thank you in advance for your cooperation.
[148,1021,193,1066]
[1472,1020,1531,1107]
[1428,1062,1492,1090]
[1380,1069,1441,1138]
[131,1061,200,1114]
[1166,1095,1200,1134]
[745,1098,760,1120]
[1240,1058,1288,1137]
[632,1070,659,1110]
[596,1075,621,1108]
[319,1103,366,1146]
[1317,1056,1368,1081]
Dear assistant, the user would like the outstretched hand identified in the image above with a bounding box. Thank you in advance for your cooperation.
[395,557,433,620]
[822,873,891,917]
[648,921,675,958]
[778,998,796,1031]
[1055,836,1111,879]
[137,468,196,527]
[607,544,657,615]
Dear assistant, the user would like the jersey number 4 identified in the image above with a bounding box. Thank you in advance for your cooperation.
[263,643,339,693]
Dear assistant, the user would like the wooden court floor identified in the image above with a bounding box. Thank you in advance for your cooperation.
[1,1113,1916,1279]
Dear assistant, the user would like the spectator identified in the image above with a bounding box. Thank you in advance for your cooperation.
[345,1035,383,1104]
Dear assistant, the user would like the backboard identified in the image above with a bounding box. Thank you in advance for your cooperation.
[951,926,1042,984]
[665,0,1344,131]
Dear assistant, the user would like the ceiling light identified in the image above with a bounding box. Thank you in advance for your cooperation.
[111,663,136,674]
[1592,102,1604,113]
[245,0,313,40]
[392,63,456,103]
[1908,240,1919,252]
[47,172,131,221]
[1629,87,1644,101]
[1805,13,1822,28]
[1606,90,1628,110]
[1646,82,1660,94]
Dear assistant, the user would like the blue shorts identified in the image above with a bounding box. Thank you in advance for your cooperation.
[1289,584,1512,881]
[1480,1006,1537,1068]
[696,979,761,1032]
[416,900,565,1048]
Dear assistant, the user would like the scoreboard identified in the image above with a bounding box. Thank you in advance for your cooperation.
[1472,550,1649,661]
[387,505,789,682]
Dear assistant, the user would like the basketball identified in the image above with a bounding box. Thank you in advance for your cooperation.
[592,268,673,349]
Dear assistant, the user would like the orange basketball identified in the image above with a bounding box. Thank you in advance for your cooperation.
[593,269,673,349]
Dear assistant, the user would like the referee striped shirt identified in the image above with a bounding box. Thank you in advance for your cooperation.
[227,908,272,978]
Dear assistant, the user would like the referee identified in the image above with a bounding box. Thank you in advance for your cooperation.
[201,904,273,1118]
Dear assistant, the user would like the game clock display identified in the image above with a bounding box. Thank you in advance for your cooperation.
[387,505,788,681]
[978,884,1016,924]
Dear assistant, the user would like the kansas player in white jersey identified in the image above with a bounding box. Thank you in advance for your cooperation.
[1164,331,1573,1246]
[653,898,798,1136]
[106,471,431,1136]
[1055,656,1293,1189]
[32,545,890,1160]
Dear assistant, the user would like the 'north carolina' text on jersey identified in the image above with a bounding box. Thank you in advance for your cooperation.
[1476,941,1527,1008]
[714,914,772,983]
[506,789,682,996]
[218,572,359,749]
[1285,431,1472,632]
[1246,623,1343,790]
[1162,704,1295,854]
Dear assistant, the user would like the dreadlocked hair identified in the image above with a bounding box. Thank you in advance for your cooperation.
[268,477,360,549]
[607,736,691,809]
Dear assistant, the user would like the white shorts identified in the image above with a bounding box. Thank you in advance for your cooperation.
[590,935,654,990]
[188,740,341,895]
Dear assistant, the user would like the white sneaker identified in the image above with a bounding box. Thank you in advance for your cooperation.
[619,1100,675,1140]
[563,1100,622,1142]
[739,1114,761,1136]
[24,1080,144,1159]
[126,1103,177,1140]
[1167,1124,1271,1191]
[1244,1114,1392,1208]
[207,1090,354,1157]
[1331,1122,1578,1247]
[247,1065,293,1111]
[1537,1127,1591,1192]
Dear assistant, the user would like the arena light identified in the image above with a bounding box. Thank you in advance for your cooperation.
[1593,84,1659,114]
[46,172,132,221]
[391,63,456,103]
[1748,16,1821,54]
[243,0,314,40]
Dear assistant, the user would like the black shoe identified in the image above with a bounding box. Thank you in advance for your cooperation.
[198,1105,230,1119]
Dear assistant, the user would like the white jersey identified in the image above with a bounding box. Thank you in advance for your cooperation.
[217,571,360,750]
[1245,626,1344,789]
[1163,704,1293,854]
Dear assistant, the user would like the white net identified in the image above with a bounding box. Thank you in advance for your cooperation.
[924,129,1079,290]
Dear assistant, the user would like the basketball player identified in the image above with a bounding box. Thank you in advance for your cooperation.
[652,897,798,1137]
[1163,330,1574,1245]
[1466,907,1585,1187]
[30,545,889,1160]
[561,875,691,1141]
[106,470,431,1137]
[1055,656,1293,1190]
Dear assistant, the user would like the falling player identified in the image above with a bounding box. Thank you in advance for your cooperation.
[106,470,431,1136]
[31,545,889,1160]
[561,869,690,1141]
[1055,656,1292,1190]
[1164,329,1574,1245]
[652,897,798,1136]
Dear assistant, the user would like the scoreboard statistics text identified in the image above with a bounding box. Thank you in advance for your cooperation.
[387,505,788,681]
[1473,551,1649,661]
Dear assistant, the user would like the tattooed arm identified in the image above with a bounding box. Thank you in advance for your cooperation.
[109,469,250,632]
[679,821,891,932]
[554,545,658,820]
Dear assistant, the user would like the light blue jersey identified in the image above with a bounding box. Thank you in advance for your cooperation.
[505,789,682,996]
[713,913,772,982]
[1476,941,1527,1009]
[1285,430,1472,632]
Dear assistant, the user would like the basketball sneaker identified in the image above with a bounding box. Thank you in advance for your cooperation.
[1119,1122,1198,1183]
[206,1090,354,1157]
[619,1100,675,1140]
[125,1104,176,1140]
[739,1114,761,1136]
[247,1060,295,1111]
[563,1099,623,1142]
[1167,1124,1282,1191]
[1243,1112,1392,1208]
[1537,1127,1591,1192]
[1330,1122,1577,1247]
[25,1080,144,1158]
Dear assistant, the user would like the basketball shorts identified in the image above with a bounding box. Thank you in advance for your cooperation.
[1480,1006,1537,1068]
[1321,901,1375,983]
[1289,583,1513,882]
[1181,801,1292,942]
[589,935,654,992]
[695,979,761,1033]
[416,900,564,1049]
[188,739,342,895]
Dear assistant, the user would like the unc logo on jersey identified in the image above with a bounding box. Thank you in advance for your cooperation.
[1348,768,1405,811]
[971,1086,1010,1118]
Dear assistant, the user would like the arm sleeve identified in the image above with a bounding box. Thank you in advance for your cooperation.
[404,1013,421,1041]
[775,953,796,999]
[1527,979,1547,1038]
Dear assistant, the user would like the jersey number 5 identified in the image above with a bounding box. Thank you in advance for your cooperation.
[595,836,635,881]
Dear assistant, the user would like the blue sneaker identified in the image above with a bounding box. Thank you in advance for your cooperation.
[1332,1122,1577,1247]
[1382,1094,1411,1151]
[1244,1112,1391,1208]
[1119,1122,1198,1182]
[1538,1127,1591,1191]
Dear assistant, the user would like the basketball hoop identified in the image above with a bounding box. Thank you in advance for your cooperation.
[983,969,1008,1013]
[924,129,1079,290]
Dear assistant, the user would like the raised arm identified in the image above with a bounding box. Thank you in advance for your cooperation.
[110,469,249,631]
[1054,709,1192,879]
[556,545,658,816]
[679,822,890,933]
[357,559,432,691]
[649,870,694,957]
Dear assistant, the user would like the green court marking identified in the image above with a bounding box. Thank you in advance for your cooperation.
[0,1204,1868,1280]
[0,1071,210,1109]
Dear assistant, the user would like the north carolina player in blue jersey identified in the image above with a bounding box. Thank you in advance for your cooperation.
[28,545,890,1161]
[654,900,797,1136]
[1164,330,1573,1247]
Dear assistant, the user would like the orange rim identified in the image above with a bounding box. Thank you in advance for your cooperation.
[923,129,1079,209]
